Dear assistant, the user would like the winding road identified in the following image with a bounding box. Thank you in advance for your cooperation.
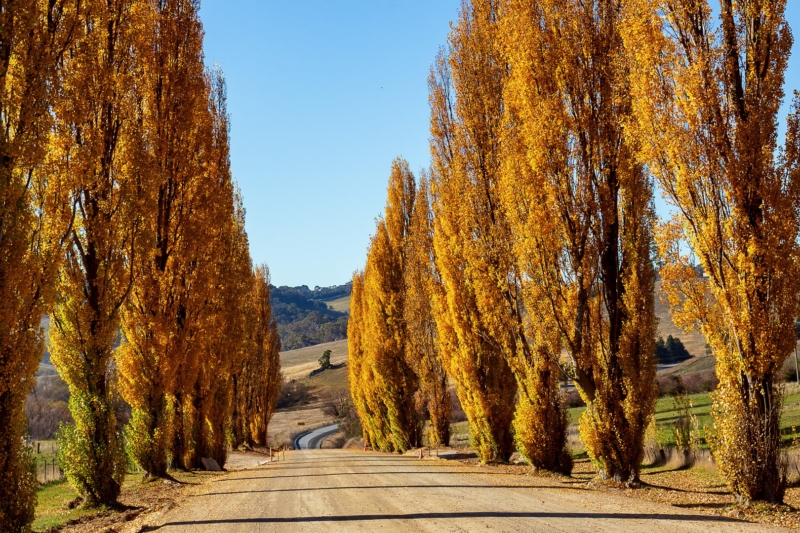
[143,449,788,532]
[294,424,340,450]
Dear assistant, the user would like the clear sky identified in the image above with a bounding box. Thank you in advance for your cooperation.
[199,1,800,288]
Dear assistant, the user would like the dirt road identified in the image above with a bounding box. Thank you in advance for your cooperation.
[146,449,786,532]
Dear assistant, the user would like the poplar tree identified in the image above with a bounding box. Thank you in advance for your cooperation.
[0,0,77,527]
[251,265,282,445]
[117,0,210,475]
[428,0,518,463]
[361,159,421,452]
[348,270,392,450]
[624,0,798,502]
[498,0,658,482]
[233,265,281,447]
[195,193,249,467]
[403,176,451,446]
[49,0,149,505]
[187,68,254,467]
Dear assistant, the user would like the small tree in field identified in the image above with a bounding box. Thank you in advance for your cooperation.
[319,350,332,370]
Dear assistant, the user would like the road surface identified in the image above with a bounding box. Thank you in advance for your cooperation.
[294,424,340,449]
[145,449,787,532]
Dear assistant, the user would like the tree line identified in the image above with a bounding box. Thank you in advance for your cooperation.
[0,1,281,530]
[270,285,349,350]
[349,0,799,506]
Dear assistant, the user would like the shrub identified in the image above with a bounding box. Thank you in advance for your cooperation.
[276,379,314,409]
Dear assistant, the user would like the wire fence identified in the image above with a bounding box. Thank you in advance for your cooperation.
[31,441,64,484]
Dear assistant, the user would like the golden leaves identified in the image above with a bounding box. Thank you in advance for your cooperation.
[625,0,798,502]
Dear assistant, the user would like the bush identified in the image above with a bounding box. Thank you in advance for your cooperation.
[318,350,332,370]
[341,408,363,439]
[657,370,718,396]
[276,379,314,409]
[322,391,351,420]
[655,335,692,365]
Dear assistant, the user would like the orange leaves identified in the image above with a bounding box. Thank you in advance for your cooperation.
[499,0,658,482]
[625,0,798,503]
[428,0,519,465]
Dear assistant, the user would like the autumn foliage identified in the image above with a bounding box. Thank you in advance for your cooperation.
[0,0,282,524]
[625,0,799,502]
[0,1,78,528]
[6,0,800,530]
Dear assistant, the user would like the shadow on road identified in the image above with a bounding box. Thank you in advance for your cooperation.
[144,510,745,530]
[212,471,509,481]
[195,484,574,496]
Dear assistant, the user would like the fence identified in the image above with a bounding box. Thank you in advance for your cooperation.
[31,440,65,484]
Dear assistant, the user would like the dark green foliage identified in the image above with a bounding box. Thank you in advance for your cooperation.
[655,335,692,365]
[319,350,332,370]
[270,284,350,350]
[278,313,348,351]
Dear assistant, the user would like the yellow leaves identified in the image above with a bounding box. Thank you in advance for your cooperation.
[624,0,798,502]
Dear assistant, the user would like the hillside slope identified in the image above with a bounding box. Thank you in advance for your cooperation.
[271,283,351,350]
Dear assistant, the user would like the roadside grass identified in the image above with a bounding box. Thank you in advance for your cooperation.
[33,479,94,532]
[566,386,800,449]
[33,473,150,531]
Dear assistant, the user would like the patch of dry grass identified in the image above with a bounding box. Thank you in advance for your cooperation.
[268,407,334,448]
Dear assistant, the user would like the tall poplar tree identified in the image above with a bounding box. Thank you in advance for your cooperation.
[624,0,798,502]
[0,0,77,526]
[428,0,518,464]
[233,264,281,447]
[117,0,210,476]
[49,0,149,505]
[403,176,451,446]
[498,0,658,482]
[188,71,248,467]
[361,159,421,452]
[348,270,392,450]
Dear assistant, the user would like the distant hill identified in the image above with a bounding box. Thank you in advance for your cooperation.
[271,282,352,351]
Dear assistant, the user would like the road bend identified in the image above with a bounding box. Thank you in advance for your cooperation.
[294,424,340,450]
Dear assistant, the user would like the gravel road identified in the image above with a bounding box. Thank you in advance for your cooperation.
[147,449,788,532]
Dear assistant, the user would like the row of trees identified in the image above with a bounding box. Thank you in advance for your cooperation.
[349,0,800,505]
[0,1,281,530]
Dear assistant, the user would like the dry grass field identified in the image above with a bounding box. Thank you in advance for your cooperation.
[267,407,333,448]
[279,339,348,382]
[322,294,350,313]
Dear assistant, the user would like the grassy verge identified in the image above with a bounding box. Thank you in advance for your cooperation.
[33,473,148,532]
[567,386,800,448]
[32,480,94,532]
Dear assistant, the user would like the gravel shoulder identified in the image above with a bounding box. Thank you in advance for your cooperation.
[138,449,788,533]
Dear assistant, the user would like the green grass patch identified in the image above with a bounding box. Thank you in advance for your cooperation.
[451,421,470,436]
[32,480,97,532]
[568,389,800,448]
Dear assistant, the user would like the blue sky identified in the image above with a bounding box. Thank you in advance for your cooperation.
[200,1,800,288]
